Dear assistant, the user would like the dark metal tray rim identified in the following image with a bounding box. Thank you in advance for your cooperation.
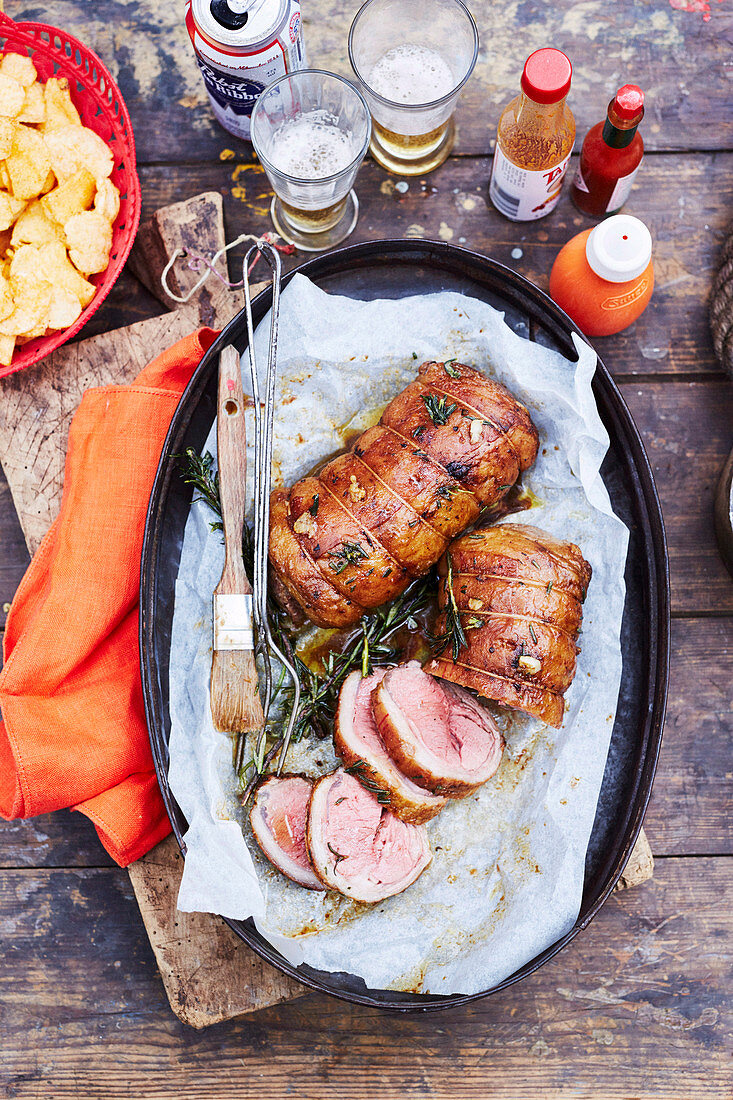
[140,238,670,1012]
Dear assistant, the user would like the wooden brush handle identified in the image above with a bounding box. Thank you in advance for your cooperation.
[217,345,251,595]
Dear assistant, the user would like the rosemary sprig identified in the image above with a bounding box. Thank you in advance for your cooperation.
[422,392,457,427]
[427,553,467,661]
[328,540,367,574]
[443,361,461,379]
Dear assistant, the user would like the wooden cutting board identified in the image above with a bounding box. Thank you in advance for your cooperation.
[0,192,653,1027]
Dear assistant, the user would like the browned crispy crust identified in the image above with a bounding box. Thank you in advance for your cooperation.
[425,523,592,728]
[270,364,540,627]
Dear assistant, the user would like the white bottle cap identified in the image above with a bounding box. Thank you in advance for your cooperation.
[585,215,652,283]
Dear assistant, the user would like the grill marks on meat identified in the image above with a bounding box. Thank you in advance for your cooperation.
[269,362,539,627]
[250,775,325,890]
[373,662,504,796]
[306,769,432,903]
[334,670,448,824]
[425,523,592,728]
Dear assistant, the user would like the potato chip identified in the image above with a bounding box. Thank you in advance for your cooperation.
[44,126,113,185]
[0,73,25,119]
[18,82,45,126]
[47,285,82,331]
[65,211,112,275]
[0,117,16,159]
[0,272,14,321]
[0,190,26,230]
[0,279,52,336]
[6,125,52,200]
[0,163,10,191]
[94,178,120,224]
[0,54,38,89]
[11,241,96,309]
[11,199,64,247]
[42,167,96,225]
[0,331,15,365]
[40,168,56,195]
[41,77,82,132]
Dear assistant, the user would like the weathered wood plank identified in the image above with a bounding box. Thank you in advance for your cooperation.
[619,380,733,614]
[15,1,733,160]
[0,858,729,1099]
[644,618,733,856]
[130,153,732,380]
[0,479,28,629]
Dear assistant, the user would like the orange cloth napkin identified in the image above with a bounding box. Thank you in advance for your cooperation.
[0,328,218,866]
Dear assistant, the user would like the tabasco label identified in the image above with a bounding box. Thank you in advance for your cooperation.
[490,146,572,221]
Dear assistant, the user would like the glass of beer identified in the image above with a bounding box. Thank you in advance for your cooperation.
[348,0,479,176]
[251,69,371,251]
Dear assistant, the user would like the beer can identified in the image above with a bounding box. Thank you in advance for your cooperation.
[186,0,307,141]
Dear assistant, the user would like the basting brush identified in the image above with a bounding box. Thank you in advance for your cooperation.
[210,344,265,735]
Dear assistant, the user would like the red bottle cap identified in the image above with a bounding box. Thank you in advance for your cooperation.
[521,49,572,104]
[613,84,644,120]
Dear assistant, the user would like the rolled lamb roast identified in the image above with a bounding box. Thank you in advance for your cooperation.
[269,361,539,628]
[250,775,324,890]
[306,769,432,903]
[372,662,504,796]
[425,523,592,728]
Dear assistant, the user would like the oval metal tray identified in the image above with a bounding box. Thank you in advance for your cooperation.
[140,239,669,1011]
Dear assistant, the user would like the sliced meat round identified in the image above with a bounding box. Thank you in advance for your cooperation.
[250,775,325,891]
[306,769,432,903]
[334,669,447,824]
[373,662,504,797]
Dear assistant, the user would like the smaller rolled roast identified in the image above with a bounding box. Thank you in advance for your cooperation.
[425,523,592,728]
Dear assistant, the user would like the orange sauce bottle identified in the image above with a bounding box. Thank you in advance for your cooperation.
[489,48,575,221]
[549,215,654,336]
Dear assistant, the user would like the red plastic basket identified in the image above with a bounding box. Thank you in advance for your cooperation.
[0,12,141,379]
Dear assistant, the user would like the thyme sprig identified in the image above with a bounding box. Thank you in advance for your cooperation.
[427,552,468,662]
[422,392,457,427]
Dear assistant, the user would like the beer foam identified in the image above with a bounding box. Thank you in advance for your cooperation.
[368,44,455,105]
[267,110,356,179]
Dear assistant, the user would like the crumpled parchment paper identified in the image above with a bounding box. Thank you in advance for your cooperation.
[166,273,628,996]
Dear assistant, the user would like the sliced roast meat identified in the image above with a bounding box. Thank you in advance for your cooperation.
[373,662,503,797]
[250,775,325,891]
[306,769,432,903]
[334,670,447,824]
[269,362,539,627]
[425,523,592,728]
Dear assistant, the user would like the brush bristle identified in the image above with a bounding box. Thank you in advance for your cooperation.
[210,649,265,733]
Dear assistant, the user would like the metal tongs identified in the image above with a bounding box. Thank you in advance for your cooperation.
[242,240,301,774]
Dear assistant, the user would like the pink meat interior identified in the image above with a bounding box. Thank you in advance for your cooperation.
[389,663,497,773]
[352,669,389,757]
[325,772,424,888]
[261,777,313,872]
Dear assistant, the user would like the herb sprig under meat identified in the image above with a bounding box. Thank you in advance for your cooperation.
[427,552,468,662]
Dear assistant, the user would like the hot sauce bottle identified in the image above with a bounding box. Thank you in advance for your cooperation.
[549,214,654,336]
[489,48,575,222]
[571,85,645,218]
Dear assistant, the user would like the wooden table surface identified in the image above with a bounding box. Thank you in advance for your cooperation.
[1,2,731,1097]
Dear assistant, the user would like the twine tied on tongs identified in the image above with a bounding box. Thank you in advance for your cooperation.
[160,231,295,304]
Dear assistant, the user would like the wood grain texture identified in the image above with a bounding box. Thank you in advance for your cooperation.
[0,858,729,1098]
[12,0,733,160]
[127,835,303,1026]
[131,153,733,379]
[620,381,733,614]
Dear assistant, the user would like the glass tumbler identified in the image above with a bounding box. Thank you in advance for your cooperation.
[251,69,371,252]
[349,0,479,176]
